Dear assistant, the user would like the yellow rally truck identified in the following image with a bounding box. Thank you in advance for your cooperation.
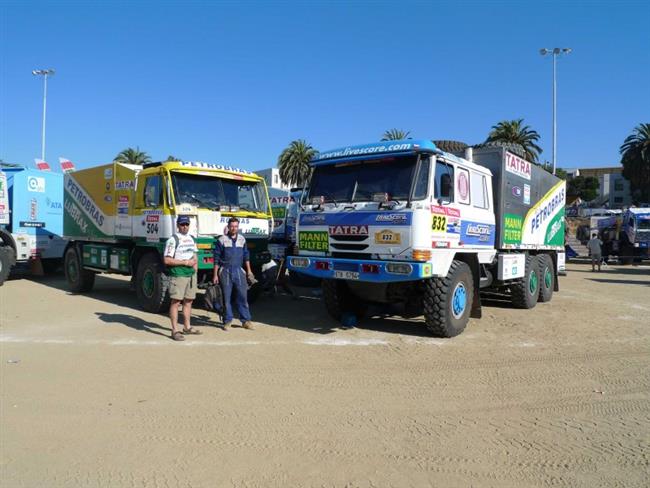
[62,160,272,312]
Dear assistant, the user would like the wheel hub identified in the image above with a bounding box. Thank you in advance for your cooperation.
[142,269,155,298]
[451,283,467,319]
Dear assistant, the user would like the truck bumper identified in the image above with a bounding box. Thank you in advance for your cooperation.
[287,256,432,283]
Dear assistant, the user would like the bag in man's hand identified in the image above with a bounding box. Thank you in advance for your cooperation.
[204,283,225,321]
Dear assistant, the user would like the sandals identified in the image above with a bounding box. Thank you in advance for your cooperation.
[171,331,185,341]
[182,327,203,335]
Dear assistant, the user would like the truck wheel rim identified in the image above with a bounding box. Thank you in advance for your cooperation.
[544,268,552,288]
[68,260,78,282]
[529,272,538,294]
[451,283,467,319]
[142,270,155,298]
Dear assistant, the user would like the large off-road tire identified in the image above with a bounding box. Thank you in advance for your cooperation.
[64,247,95,293]
[321,279,367,321]
[537,254,554,303]
[136,253,170,313]
[432,140,469,153]
[423,260,474,338]
[0,246,14,285]
[511,254,540,309]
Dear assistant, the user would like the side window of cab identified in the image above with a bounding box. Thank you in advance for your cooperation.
[434,160,454,202]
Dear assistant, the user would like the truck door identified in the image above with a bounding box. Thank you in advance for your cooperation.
[133,171,166,243]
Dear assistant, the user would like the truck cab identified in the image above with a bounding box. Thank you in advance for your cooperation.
[63,160,273,311]
[289,140,564,337]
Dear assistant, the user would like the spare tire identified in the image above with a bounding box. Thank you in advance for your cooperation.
[432,140,469,153]
[474,141,529,160]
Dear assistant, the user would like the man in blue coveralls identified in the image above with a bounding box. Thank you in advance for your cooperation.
[212,217,255,330]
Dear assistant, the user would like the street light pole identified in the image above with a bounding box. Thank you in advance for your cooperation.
[539,48,571,175]
[32,68,55,162]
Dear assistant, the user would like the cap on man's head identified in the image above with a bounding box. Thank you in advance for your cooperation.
[177,215,191,225]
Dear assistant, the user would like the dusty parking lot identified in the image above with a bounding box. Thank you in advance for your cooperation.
[0,263,649,488]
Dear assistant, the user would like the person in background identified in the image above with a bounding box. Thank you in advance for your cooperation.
[164,215,203,341]
[587,232,603,272]
[212,217,255,330]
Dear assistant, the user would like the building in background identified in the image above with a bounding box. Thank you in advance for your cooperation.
[561,166,633,208]
[255,167,290,191]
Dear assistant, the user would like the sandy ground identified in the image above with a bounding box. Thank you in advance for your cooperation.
[0,263,649,488]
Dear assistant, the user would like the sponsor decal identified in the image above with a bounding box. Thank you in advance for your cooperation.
[299,231,329,251]
[66,177,106,227]
[104,195,113,202]
[115,180,135,190]
[104,168,113,179]
[503,213,523,245]
[466,223,492,242]
[119,195,129,203]
[146,214,160,223]
[180,161,253,175]
[118,207,129,215]
[457,170,470,203]
[432,241,450,248]
[523,184,531,205]
[316,141,415,161]
[64,200,89,233]
[301,213,326,225]
[527,185,565,235]
[374,229,401,244]
[105,182,111,192]
[546,218,562,244]
[20,221,45,228]
[376,213,408,223]
[270,196,295,204]
[430,205,461,218]
[46,197,63,210]
[512,186,522,198]
[422,263,433,277]
[329,225,368,236]
[272,206,287,219]
[30,198,38,220]
[505,153,532,180]
[27,176,45,192]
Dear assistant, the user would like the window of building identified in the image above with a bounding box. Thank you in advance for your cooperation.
[614,196,624,204]
[274,174,279,185]
[614,179,624,191]
[470,172,488,209]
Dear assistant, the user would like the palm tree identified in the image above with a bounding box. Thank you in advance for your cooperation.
[485,119,542,163]
[278,139,317,188]
[620,123,650,202]
[114,147,151,165]
[381,129,411,141]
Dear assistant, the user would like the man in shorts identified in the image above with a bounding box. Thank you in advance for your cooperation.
[587,232,603,272]
[164,215,202,341]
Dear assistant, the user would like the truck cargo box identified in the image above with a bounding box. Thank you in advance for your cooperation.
[63,162,141,241]
[455,146,566,251]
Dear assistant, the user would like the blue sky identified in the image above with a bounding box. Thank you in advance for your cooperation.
[1,0,648,171]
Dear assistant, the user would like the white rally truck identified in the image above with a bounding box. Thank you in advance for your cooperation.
[288,140,566,337]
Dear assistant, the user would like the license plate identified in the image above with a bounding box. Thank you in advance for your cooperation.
[334,270,359,280]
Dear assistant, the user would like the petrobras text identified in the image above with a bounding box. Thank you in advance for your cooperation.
[180,161,253,175]
[66,178,105,227]
[530,186,565,234]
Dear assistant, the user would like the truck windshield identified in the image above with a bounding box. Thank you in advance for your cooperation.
[171,172,268,214]
[638,217,650,230]
[308,155,418,203]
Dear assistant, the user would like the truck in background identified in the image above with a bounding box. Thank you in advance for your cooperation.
[62,160,273,311]
[288,140,566,337]
[0,166,66,285]
[597,208,650,264]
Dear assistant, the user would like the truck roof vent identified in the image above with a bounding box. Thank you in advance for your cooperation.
[142,161,163,169]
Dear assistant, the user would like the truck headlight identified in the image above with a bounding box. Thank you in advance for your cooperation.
[386,263,413,275]
[290,257,309,268]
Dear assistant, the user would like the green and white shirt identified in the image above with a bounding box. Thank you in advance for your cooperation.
[164,233,198,277]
